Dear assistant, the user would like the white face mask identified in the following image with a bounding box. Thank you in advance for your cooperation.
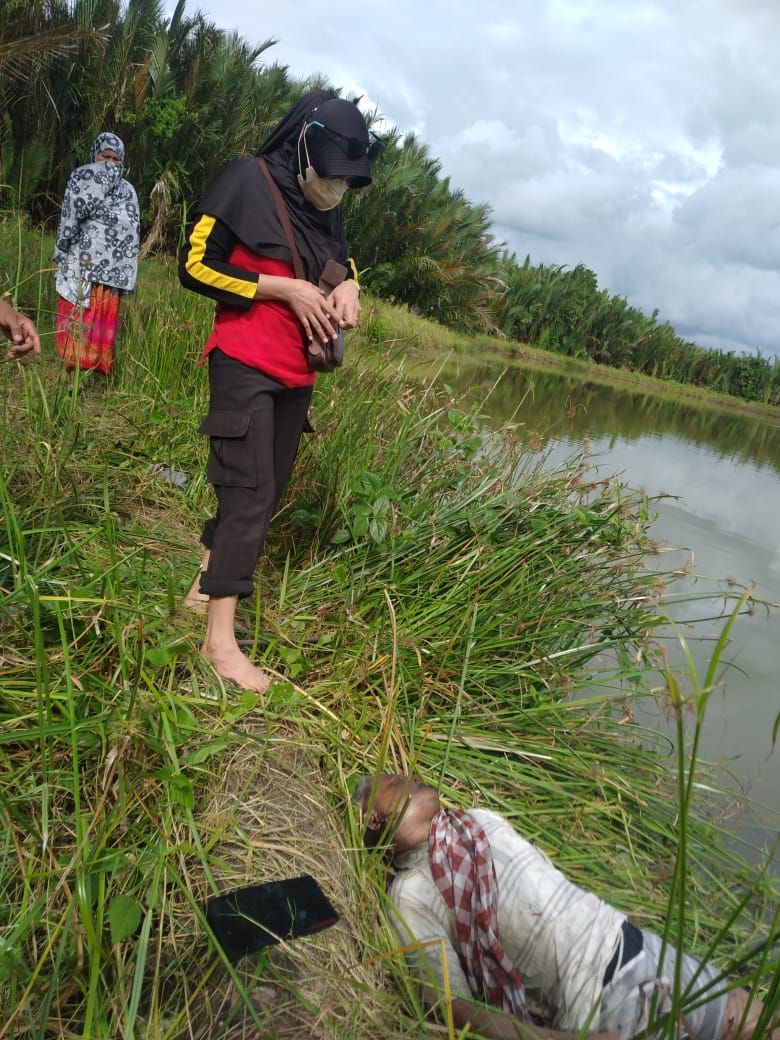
[297,167,349,210]
[296,123,349,210]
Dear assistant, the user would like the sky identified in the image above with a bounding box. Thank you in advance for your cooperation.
[182,0,780,357]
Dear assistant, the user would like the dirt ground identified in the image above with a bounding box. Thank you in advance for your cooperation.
[176,722,396,1040]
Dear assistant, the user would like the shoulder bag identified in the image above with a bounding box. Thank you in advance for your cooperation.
[256,156,347,372]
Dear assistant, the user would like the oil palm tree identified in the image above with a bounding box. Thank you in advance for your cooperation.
[346,133,504,332]
[0,0,105,209]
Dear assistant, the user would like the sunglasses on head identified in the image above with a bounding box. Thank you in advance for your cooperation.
[307,120,386,162]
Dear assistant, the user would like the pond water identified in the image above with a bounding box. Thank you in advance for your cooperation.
[435,360,780,863]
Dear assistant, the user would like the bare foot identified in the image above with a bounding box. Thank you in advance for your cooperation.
[202,642,271,693]
[183,571,209,614]
[183,550,210,614]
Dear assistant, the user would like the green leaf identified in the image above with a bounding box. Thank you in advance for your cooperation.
[145,646,173,667]
[109,894,143,944]
[272,683,302,708]
[169,773,194,810]
[91,851,129,874]
[369,518,388,543]
[224,689,259,723]
[182,736,229,766]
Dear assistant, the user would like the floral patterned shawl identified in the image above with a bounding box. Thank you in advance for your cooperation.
[54,133,140,306]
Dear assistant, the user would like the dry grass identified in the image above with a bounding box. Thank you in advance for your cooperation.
[163,719,403,1040]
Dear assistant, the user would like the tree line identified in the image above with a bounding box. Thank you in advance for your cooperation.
[3,0,779,406]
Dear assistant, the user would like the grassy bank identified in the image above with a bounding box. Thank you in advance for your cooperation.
[1,223,778,1038]
[358,296,780,425]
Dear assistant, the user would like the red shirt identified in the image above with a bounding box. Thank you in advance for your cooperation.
[200,244,316,388]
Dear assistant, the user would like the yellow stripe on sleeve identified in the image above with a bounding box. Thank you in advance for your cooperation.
[184,215,257,301]
[347,257,360,290]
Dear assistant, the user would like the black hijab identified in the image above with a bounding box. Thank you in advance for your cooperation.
[193,89,363,283]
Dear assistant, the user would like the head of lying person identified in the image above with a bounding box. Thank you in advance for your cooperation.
[353,773,441,854]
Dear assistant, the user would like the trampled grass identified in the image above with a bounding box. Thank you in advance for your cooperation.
[1,218,778,1038]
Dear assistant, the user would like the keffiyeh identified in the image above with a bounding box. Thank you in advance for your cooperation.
[428,809,529,1019]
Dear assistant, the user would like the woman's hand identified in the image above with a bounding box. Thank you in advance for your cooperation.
[329,279,361,329]
[255,274,341,345]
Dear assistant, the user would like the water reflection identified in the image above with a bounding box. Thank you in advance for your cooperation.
[452,364,780,477]
[432,359,780,862]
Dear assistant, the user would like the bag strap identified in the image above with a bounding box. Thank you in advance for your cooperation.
[255,156,305,280]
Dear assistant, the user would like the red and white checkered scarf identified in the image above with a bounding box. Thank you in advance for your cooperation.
[428,809,528,1019]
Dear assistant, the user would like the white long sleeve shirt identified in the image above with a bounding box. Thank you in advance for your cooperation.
[387,809,624,1032]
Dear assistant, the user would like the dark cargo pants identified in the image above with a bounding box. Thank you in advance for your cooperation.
[197,349,313,599]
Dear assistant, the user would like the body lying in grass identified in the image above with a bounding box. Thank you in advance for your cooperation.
[353,774,777,1040]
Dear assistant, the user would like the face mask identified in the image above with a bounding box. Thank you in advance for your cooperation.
[296,122,349,210]
[297,167,349,210]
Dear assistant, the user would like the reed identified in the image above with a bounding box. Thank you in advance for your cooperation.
[0,222,777,1039]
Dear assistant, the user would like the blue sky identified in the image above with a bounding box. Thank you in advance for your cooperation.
[179,0,780,357]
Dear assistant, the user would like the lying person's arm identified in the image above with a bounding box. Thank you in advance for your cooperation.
[448,996,616,1040]
[388,899,615,1040]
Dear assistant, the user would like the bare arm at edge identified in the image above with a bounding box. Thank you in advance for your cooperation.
[448,997,617,1040]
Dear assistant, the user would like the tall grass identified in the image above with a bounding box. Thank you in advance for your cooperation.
[1,219,777,1038]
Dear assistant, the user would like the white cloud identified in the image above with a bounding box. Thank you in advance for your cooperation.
[178,0,780,356]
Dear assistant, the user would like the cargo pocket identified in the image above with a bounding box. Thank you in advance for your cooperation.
[198,410,257,487]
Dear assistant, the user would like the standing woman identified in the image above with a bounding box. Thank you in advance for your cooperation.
[54,132,140,376]
[179,88,382,693]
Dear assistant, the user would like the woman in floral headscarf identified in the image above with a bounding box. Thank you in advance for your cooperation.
[53,132,140,375]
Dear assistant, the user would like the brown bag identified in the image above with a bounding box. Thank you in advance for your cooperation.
[308,259,348,370]
[256,157,347,372]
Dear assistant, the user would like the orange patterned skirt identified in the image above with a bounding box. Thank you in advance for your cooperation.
[55,284,121,375]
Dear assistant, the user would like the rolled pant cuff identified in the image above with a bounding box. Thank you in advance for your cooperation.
[199,571,254,599]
